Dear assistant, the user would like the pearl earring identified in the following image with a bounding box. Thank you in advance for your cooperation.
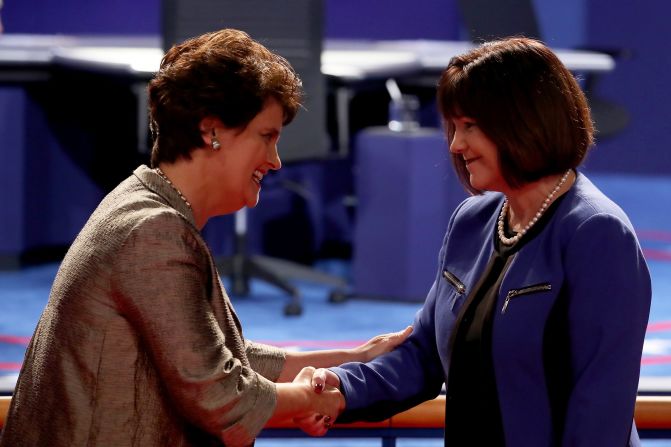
[211,129,221,150]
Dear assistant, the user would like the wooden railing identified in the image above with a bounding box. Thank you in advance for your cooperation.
[267,394,671,430]
[0,396,9,430]
[2,394,671,442]
[263,395,671,446]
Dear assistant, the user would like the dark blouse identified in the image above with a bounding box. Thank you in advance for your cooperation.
[444,196,565,446]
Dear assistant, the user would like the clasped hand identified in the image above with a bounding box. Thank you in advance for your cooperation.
[292,367,342,435]
[292,326,412,436]
[291,366,343,436]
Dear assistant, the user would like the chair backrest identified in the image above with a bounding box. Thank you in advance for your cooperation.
[161,0,328,162]
[457,0,540,42]
[455,0,627,138]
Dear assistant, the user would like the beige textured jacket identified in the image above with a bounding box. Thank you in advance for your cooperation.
[0,165,286,446]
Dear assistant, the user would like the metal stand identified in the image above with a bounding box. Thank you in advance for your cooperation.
[217,208,348,316]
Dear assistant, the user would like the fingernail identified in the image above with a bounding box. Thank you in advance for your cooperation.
[324,415,332,423]
[324,422,332,429]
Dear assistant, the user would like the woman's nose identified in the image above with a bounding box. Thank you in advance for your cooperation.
[268,145,282,170]
[449,130,465,154]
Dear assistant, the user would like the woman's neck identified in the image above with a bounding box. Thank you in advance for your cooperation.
[505,170,575,233]
[157,159,211,229]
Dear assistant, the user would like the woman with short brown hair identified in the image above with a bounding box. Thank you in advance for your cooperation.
[0,29,411,447]
[314,37,650,446]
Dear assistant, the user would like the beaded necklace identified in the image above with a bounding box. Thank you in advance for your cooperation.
[497,169,571,246]
[154,167,192,210]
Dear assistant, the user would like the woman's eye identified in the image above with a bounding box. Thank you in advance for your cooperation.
[463,121,477,129]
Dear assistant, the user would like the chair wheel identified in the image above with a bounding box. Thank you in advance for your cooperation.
[284,302,303,316]
[328,290,348,304]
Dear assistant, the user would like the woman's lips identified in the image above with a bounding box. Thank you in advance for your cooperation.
[253,170,264,184]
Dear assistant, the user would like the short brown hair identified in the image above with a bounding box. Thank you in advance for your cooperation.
[148,28,303,166]
[437,37,594,194]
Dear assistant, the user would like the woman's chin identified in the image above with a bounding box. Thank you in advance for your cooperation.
[468,175,494,192]
[245,194,260,208]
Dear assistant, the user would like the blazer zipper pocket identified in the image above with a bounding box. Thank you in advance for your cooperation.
[501,283,552,314]
[442,270,466,295]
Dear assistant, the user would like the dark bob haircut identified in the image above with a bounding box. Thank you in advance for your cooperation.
[437,37,594,194]
[147,28,303,167]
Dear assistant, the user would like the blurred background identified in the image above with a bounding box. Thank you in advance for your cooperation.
[1,0,670,272]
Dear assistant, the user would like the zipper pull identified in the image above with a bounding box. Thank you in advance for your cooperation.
[500,284,551,314]
[442,270,466,294]
[501,290,518,314]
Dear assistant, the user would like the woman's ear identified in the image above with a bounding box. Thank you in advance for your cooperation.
[198,116,220,148]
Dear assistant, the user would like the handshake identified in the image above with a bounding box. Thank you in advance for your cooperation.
[273,325,413,437]
[291,366,344,436]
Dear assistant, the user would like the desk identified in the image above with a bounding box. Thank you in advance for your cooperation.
[323,38,615,81]
[0,34,616,79]
[1,34,616,152]
[0,36,157,266]
[321,39,614,153]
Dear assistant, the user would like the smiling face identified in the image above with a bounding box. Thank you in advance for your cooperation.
[448,116,507,193]
[210,98,283,214]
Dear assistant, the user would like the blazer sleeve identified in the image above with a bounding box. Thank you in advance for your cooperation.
[562,213,651,446]
[331,230,457,422]
[245,340,286,382]
[111,212,276,446]
[331,282,445,422]
[331,198,469,422]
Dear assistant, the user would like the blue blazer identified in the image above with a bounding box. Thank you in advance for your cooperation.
[333,173,651,446]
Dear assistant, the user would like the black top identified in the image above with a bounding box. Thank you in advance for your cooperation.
[444,195,565,446]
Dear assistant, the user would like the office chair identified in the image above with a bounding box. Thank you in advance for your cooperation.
[456,0,629,139]
[216,181,348,317]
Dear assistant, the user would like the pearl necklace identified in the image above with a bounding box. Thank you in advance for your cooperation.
[154,167,192,210]
[497,169,572,246]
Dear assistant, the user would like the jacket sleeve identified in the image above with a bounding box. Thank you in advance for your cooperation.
[331,199,471,422]
[562,213,651,446]
[331,280,445,422]
[245,340,286,382]
[330,224,460,422]
[111,212,275,446]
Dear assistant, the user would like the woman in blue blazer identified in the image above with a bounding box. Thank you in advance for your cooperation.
[310,37,651,446]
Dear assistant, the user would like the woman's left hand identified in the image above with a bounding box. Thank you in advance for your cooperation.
[294,412,333,436]
[353,325,413,362]
[276,325,413,384]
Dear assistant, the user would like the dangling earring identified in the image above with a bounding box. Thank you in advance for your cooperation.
[211,129,221,150]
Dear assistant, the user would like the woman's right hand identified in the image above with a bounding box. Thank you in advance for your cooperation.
[292,367,345,436]
[273,366,343,433]
[310,368,341,395]
[294,366,344,412]
[285,367,344,436]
